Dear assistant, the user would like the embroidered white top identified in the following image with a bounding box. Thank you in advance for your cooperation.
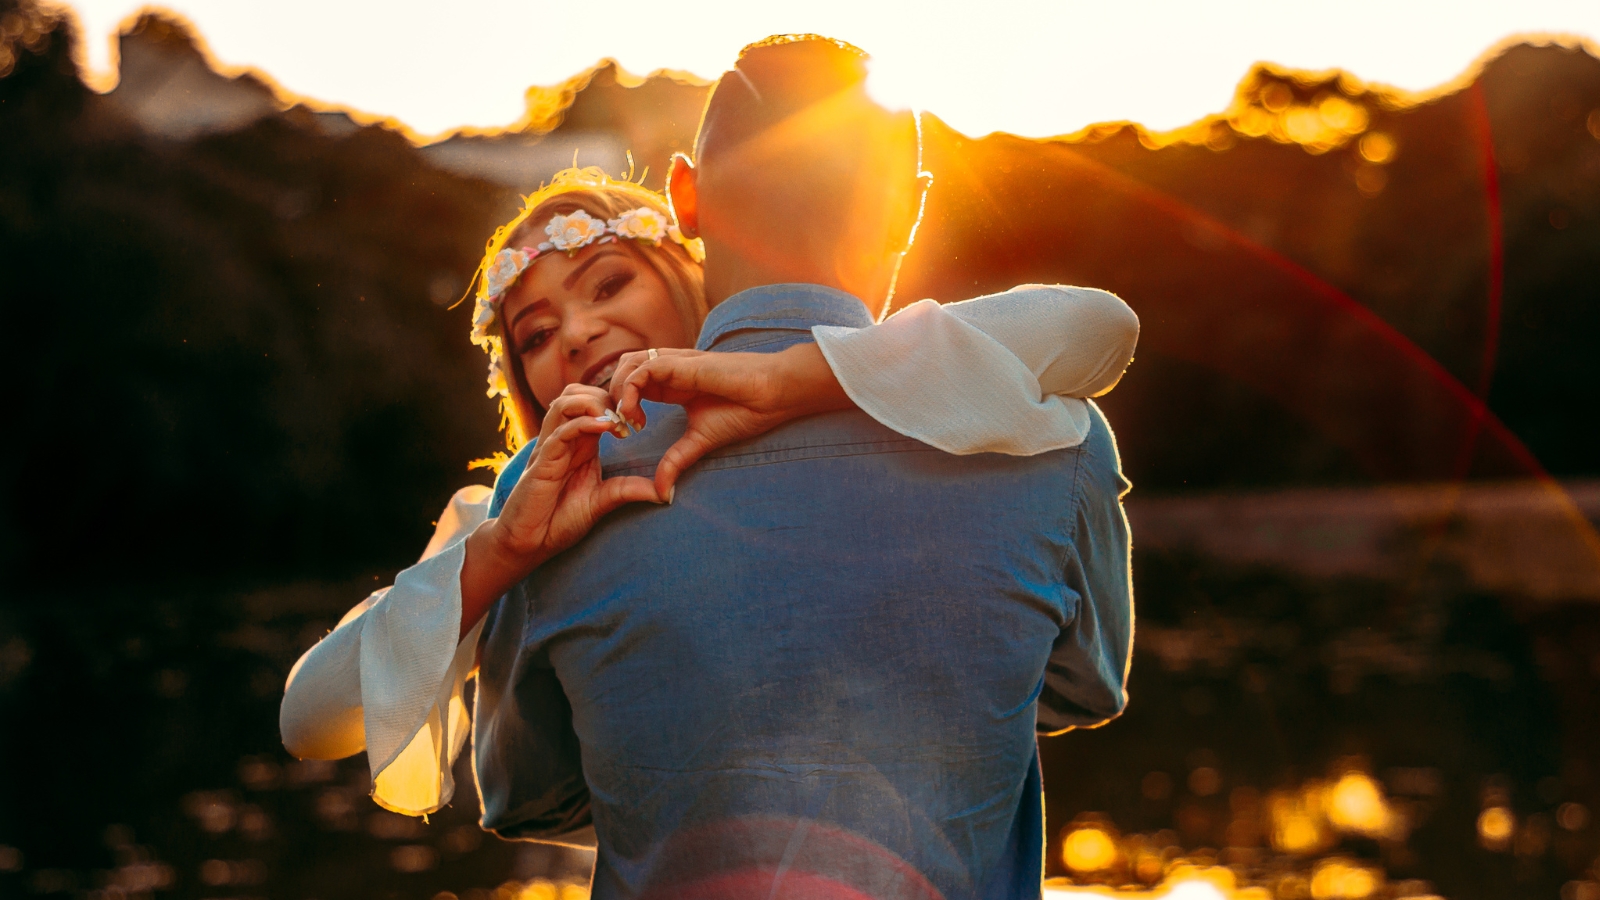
[278,284,1139,816]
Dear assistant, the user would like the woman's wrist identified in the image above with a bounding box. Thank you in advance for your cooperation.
[479,517,552,578]
[775,343,854,418]
[459,518,550,637]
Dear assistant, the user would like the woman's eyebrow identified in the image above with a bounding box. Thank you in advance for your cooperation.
[506,297,550,335]
[506,249,625,335]
[563,249,625,289]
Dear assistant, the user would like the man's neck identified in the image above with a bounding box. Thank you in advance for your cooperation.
[701,239,890,313]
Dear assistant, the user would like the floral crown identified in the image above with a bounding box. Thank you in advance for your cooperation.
[467,168,705,403]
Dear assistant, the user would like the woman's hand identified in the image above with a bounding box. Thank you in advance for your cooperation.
[458,385,662,637]
[609,344,855,497]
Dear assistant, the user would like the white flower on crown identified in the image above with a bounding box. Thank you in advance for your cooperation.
[546,209,608,252]
[609,207,668,243]
[484,247,535,299]
[484,352,510,399]
[470,296,498,345]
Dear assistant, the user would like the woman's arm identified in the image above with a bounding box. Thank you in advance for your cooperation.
[281,385,658,817]
[279,486,490,758]
[609,284,1139,492]
[278,485,489,815]
[459,385,662,638]
[811,285,1139,454]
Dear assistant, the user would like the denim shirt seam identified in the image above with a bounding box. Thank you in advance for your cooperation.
[710,333,814,353]
[696,286,873,349]
[1054,435,1090,626]
[1067,439,1088,546]
[604,438,935,477]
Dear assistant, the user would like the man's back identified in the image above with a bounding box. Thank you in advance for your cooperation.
[474,286,1133,900]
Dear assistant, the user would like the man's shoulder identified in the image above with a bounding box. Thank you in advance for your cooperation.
[601,406,942,481]
[603,403,1104,487]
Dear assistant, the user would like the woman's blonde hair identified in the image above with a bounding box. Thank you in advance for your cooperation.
[470,168,706,454]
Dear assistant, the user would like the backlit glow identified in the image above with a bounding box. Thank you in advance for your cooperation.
[1309,860,1380,900]
[1164,881,1229,900]
[1063,827,1119,873]
[59,0,1600,140]
[1478,806,1516,849]
[1325,773,1391,837]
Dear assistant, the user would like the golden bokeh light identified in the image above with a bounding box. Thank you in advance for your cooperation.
[1558,802,1590,831]
[1064,827,1120,873]
[1564,881,1600,900]
[480,880,593,900]
[1268,790,1330,855]
[1162,866,1237,900]
[1163,880,1229,900]
[1206,68,1378,155]
[1309,860,1380,900]
[1478,806,1516,850]
[1358,132,1397,164]
[1189,767,1222,797]
[1136,850,1167,884]
[1326,773,1391,837]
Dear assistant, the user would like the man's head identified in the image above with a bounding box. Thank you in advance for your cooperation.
[668,35,929,314]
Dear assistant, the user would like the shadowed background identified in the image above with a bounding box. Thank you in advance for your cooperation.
[3,2,1600,898]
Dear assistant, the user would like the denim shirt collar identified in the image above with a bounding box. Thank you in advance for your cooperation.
[696,283,874,352]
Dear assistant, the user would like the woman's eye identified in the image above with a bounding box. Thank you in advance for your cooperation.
[595,272,634,300]
[518,328,553,355]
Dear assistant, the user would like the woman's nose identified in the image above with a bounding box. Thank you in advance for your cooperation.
[561,311,607,355]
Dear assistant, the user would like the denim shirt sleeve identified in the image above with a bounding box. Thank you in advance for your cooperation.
[1037,408,1135,735]
[489,440,538,517]
[477,438,595,839]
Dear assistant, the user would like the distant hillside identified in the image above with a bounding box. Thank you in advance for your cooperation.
[1,5,516,585]
[3,1,1599,586]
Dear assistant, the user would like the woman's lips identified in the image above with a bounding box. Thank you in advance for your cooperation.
[582,350,635,389]
[587,360,619,388]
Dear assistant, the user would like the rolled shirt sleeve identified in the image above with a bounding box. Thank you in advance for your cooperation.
[813,285,1138,456]
[1037,404,1136,735]
[279,484,491,816]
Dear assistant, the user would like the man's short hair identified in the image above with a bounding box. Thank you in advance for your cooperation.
[694,35,872,162]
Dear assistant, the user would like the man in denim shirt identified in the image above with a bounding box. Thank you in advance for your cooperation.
[473,37,1134,899]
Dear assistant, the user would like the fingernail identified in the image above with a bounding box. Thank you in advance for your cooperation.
[667,485,675,505]
[602,409,633,438]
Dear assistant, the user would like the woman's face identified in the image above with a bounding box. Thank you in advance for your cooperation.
[499,241,693,408]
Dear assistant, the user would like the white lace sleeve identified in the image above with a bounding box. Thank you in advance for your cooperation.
[812,285,1138,456]
[279,484,491,816]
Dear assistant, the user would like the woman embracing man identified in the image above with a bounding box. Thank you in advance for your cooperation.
[283,34,1138,900]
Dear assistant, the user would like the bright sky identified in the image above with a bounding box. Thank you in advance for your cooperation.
[62,0,1600,141]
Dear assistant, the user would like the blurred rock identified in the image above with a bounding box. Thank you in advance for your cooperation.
[104,13,278,140]
[1127,479,1600,603]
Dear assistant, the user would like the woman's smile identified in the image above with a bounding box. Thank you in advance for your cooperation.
[498,243,692,408]
[581,350,630,390]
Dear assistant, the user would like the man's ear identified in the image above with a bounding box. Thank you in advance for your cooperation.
[667,153,700,239]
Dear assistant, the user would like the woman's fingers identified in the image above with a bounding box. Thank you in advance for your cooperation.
[614,354,711,425]
[531,415,620,476]
[540,385,607,433]
[592,474,669,515]
[542,383,631,445]
[607,351,653,404]
[610,347,695,400]
[611,351,670,430]
[652,430,717,499]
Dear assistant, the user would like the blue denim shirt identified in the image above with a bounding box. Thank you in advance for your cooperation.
[476,285,1134,899]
